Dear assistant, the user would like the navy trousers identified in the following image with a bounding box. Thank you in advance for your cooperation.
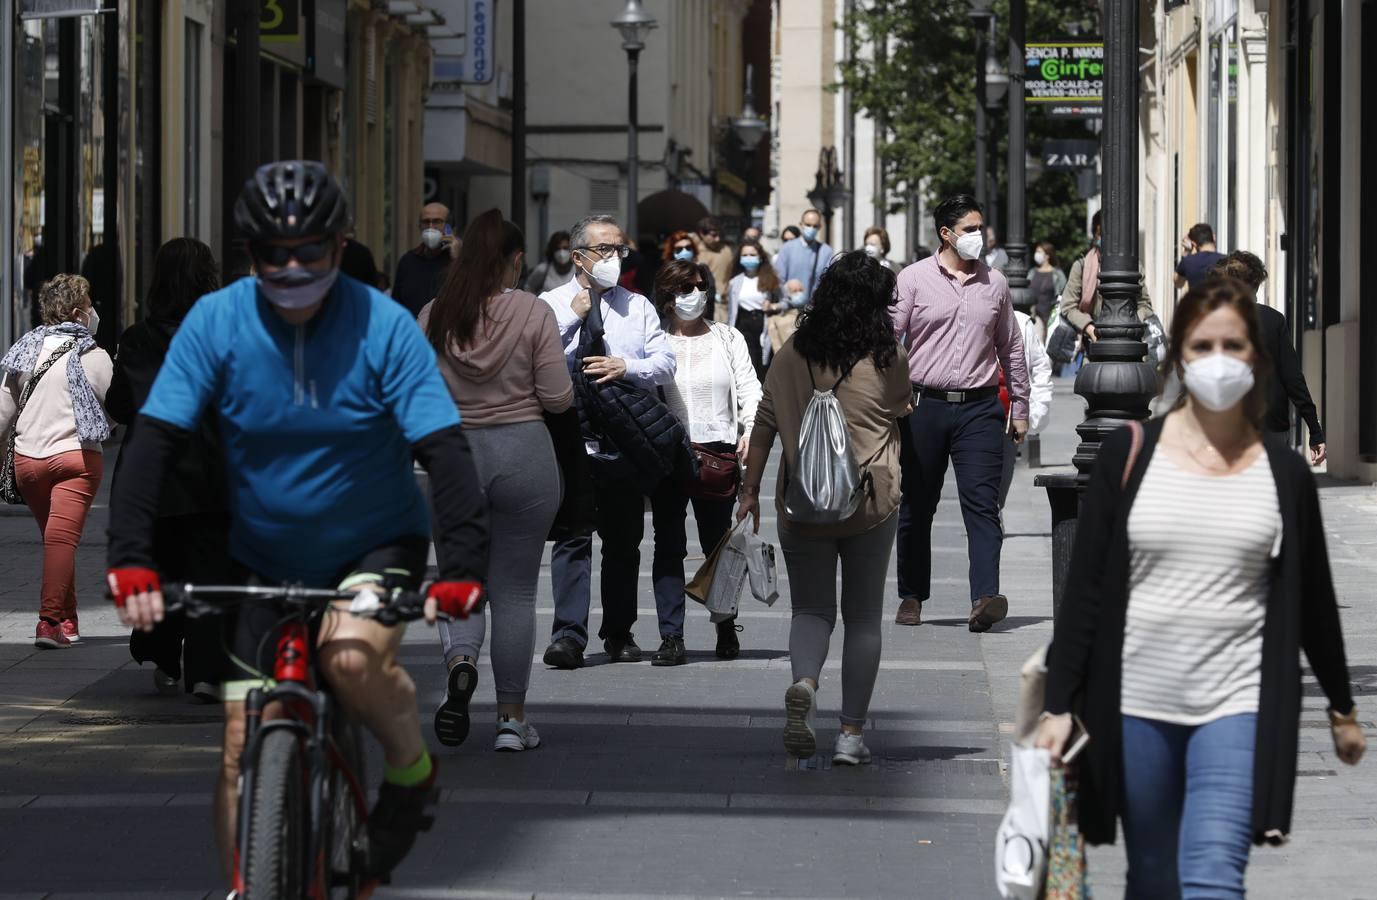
[896,394,1006,604]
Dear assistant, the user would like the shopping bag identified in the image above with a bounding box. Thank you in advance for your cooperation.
[995,745,1052,900]
[742,530,778,606]
[686,526,733,606]
[706,523,751,622]
[1043,766,1091,899]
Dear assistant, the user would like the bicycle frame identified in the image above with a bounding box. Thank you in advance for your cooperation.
[235,617,370,898]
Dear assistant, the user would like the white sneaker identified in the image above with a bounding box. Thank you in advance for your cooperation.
[783,681,817,758]
[494,716,541,752]
[832,731,872,766]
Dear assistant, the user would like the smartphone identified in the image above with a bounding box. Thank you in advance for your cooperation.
[443,224,453,236]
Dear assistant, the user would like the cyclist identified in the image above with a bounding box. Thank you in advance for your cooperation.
[105,160,489,888]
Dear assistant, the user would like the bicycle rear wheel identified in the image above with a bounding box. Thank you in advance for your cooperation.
[244,728,308,899]
[322,717,367,898]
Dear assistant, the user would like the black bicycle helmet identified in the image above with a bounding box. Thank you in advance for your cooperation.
[233,160,350,241]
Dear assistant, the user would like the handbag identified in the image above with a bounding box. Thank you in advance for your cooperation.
[688,443,739,500]
[2,337,78,506]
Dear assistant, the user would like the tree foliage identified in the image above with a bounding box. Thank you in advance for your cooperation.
[837,0,1101,265]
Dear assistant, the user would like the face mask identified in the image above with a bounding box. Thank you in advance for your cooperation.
[673,248,695,262]
[673,289,708,321]
[1034,250,1048,266]
[740,255,761,271]
[258,266,340,310]
[800,225,818,242]
[950,229,985,261]
[584,254,621,290]
[554,248,572,266]
[1182,352,1255,412]
[788,291,806,306]
[864,243,883,259]
[81,307,100,335]
[421,228,443,250]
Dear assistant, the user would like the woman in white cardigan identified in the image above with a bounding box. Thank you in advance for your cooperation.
[652,260,762,665]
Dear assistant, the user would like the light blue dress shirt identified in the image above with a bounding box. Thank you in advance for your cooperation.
[540,278,675,389]
[774,238,836,307]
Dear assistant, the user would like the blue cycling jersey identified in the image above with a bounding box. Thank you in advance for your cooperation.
[141,275,459,585]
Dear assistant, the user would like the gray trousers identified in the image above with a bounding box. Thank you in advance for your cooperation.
[438,421,561,705]
[781,512,899,727]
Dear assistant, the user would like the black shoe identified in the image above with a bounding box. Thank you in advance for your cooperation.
[542,637,585,669]
[364,758,439,880]
[604,635,643,663]
[715,620,743,660]
[433,659,478,747]
[651,636,687,667]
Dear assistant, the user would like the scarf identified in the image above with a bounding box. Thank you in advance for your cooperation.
[1,322,111,443]
[1079,247,1100,315]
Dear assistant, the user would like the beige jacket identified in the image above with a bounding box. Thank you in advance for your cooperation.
[1058,254,1155,333]
[750,339,911,537]
[0,336,113,458]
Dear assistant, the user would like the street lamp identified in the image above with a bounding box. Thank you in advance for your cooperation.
[806,146,848,242]
[985,19,1009,109]
[968,0,994,209]
[731,65,769,209]
[611,0,657,246]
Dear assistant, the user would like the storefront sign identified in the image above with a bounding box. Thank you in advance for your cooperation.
[20,0,104,18]
[431,0,496,85]
[1026,40,1104,118]
[260,0,306,68]
[1042,139,1100,170]
[308,0,347,89]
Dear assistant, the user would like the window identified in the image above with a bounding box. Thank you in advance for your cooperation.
[184,19,203,236]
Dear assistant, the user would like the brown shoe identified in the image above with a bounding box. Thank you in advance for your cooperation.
[895,597,923,626]
[969,595,1009,633]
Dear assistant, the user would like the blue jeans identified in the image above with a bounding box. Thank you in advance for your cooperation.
[1120,713,1257,900]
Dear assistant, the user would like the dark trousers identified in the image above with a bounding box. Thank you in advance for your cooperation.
[550,480,653,648]
[649,480,734,639]
[734,310,767,380]
[896,394,1006,604]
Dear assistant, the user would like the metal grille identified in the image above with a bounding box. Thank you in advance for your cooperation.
[589,179,620,213]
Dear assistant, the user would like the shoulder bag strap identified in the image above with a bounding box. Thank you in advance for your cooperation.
[805,243,822,299]
[13,338,79,428]
[1121,419,1144,490]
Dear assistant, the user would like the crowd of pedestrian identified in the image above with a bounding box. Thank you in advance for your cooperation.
[1,155,1365,897]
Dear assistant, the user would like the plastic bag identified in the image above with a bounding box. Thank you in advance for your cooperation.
[995,745,1052,899]
[741,530,778,606]
[705,523,750,622]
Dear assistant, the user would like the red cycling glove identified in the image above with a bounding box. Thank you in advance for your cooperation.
[427,581,483,620]
[106,567,162,608]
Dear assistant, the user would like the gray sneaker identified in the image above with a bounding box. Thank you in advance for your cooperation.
[832,731,872,766]
[494,716,541,752]
[783,681,817,759]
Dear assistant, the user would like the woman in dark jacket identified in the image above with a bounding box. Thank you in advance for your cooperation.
[1034,278,1366,898]
[107,237,230,699]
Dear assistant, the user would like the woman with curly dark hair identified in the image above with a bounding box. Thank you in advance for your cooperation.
[735,251,911,766]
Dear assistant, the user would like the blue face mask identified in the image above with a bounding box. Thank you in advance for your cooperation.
[801,225,818,242]
[673,248,695,262]
[741,256,761,271]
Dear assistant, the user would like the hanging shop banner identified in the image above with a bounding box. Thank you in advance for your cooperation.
[1026,40,1104,118]
[1042,139,1101,170]
[431,0,496,85]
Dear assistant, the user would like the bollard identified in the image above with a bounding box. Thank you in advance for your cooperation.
[1034,473,1080,617]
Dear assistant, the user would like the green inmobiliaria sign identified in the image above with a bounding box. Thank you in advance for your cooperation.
[1026,40,1104,118]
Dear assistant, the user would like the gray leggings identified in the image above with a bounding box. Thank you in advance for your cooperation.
[781,512,898,727]
[438,421,561,705]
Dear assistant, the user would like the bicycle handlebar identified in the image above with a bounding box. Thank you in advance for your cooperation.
[161,583,438,626]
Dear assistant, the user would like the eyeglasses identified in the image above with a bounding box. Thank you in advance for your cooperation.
[250,237,335,267]
[577,244,631,260]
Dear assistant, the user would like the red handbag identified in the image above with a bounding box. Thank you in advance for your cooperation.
[688,443,740,500]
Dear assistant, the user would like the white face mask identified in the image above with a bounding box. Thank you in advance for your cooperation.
[1034,250,1048,266]
[1182,352,1255,412]
[421,228,443,250]
[673,288,708,321]
[584,253,621,289]
[950,229,985,261]
[864,243,883,259]
[788,291,806,306]
[554,248,572,266]
[81,306,100,335]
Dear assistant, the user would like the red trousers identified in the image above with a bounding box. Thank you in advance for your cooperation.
[15,449,103,622]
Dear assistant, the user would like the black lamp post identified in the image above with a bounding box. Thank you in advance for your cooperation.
[968,0,993,209]
[807,147,848,243]
[731,64,769,208]
[1003,0,1029,314]
[1035,0,1156,613]
[611,0,657,245]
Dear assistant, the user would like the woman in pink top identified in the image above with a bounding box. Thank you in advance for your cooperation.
[1,274,113,648]
[418,209,573,753]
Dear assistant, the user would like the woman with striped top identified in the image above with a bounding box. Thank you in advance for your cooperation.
[1034,279,1366,898]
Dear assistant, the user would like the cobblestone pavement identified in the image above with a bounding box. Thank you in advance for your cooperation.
[0,379,1373,899]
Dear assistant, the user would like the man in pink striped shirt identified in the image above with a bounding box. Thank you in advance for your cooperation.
[891,194,1030,633]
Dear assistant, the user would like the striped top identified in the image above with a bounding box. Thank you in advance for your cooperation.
[1121,451,1281,725]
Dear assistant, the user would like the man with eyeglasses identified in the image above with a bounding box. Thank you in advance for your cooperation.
[106,161,488,889]
[392,201,458,317]
[539,214,676,669]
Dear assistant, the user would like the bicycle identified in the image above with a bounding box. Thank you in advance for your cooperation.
[162,582,440,900]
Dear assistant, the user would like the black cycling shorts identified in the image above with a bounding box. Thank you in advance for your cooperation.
[222,535,430,698]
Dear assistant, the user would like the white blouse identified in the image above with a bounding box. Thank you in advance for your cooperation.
[735,276,766,312]
[663,323,761,445]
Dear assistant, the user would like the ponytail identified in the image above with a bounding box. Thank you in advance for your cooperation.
[427,208,525,352]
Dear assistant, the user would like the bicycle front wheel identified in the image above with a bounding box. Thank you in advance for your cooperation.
[244,728,308,899]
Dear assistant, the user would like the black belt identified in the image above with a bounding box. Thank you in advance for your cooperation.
[913,384,998,404]
[736,308,766,318]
